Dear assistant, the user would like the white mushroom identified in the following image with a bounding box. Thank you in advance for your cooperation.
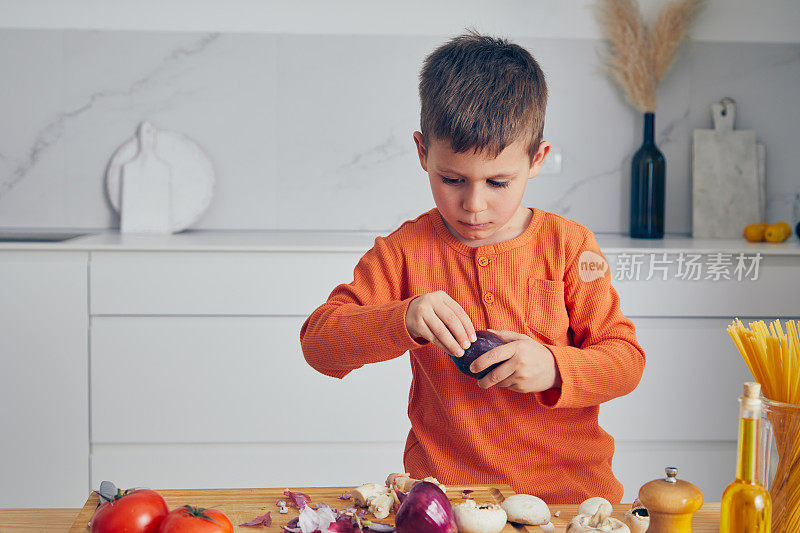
[577,497,611,518]
[367,492,395,519]
[352,483,390,507]
[566,501,630,533]
[501,494,551,525]
[623,499,649,533]
[452,499,508,533]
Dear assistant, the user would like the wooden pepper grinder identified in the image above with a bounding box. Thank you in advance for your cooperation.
[638,466,704,533]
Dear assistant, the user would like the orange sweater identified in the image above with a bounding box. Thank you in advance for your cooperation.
[300,207,645,503]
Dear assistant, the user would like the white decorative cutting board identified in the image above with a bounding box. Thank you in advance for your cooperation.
[692,98,763,238]
[106,121,215,233]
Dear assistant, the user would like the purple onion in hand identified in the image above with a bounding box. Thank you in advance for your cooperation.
[395,481,457,533]
[450,330,506,379]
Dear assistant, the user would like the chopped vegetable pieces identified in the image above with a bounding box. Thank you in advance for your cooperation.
[239,511,272,527]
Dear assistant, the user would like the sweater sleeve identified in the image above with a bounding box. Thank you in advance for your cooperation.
[535,230,646,409]
[299,235,426,379]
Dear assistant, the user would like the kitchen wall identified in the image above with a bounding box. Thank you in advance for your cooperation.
[0,1,798,234]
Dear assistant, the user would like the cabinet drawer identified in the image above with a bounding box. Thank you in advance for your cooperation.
[90,251,363,316]
[92,316,749,444]
[91,251,800,318]
[90,441,735,504]
[608,253,800,317]
[599,318,752,441]
[91,442,406,492]
[90,316,412,443]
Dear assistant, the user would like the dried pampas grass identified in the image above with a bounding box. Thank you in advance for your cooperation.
[595,0,703,113]
[651,0,704,84]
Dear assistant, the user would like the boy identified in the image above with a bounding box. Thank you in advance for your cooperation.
[300,31,645,503]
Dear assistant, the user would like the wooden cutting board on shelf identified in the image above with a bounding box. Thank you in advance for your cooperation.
[692,97,764,238]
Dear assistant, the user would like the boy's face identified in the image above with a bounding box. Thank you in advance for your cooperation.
[413,131,551,247]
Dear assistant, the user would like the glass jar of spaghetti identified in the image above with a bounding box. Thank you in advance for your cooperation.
[760,397,800,533]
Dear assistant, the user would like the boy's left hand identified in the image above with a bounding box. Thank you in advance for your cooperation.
[471,329,562,393]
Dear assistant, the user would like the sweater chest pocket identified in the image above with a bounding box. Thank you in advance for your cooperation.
[525,278,570,344]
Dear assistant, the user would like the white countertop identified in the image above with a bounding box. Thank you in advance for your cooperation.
[1,229,800,254]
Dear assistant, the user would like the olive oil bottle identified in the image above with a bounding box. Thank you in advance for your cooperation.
[720,382,771,532]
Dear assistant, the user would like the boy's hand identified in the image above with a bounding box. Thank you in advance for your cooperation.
[406,290,477,357]
[471,329,562,393]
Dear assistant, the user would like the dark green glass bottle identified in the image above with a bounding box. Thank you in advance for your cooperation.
[630,112,665,238]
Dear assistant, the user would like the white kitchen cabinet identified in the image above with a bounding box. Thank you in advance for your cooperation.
[90,315,411,443]
[612,441,736,504]
[0,251,89,508]
[90,251,362,316]
[90,441,407,493]
[88,315,411,491]
[84,243,798,503]
[600,318,752,500]
[1,233,798,507]
[599,317,753,442]
[610,254,799,317]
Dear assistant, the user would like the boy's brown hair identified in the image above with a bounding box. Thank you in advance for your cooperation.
[419,29,548,163]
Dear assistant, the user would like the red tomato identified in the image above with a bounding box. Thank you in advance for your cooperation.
[91,489,168,533]
[158,505,233,533]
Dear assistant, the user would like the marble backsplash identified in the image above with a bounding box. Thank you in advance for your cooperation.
[0,29,797,234]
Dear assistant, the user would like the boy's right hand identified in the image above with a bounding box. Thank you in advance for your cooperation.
[405,291,477,357]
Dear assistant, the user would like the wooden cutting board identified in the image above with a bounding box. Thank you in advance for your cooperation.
[67,486,723,532]
[68,485,519,532]
[692,97,763,238]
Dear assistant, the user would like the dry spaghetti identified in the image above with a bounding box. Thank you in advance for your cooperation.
[728,318,800,533]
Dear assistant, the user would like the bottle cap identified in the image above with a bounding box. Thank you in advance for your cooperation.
[744,381,760,399]
[741,381,763,417]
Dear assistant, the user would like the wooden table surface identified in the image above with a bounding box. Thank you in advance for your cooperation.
[0,508,80,532]
[0,487,722,532]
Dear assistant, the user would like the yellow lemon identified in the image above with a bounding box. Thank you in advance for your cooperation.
[777,221,792,236]
[765,223,788,243]
[743,223,766,242]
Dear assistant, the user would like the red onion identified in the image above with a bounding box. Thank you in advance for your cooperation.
[450,330,506,379]
[394,481,457,533]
